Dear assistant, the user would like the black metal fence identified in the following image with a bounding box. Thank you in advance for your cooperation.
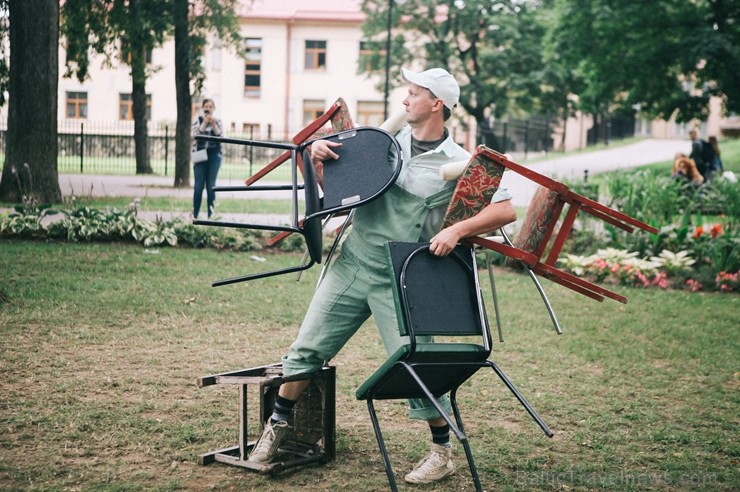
[477,116,555,157]
[0,120,295,181]
[0,114,636,179]
[477,114,636,158]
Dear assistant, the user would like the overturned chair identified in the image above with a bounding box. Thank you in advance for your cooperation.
[356,242,553,492]
[194,125,402,285]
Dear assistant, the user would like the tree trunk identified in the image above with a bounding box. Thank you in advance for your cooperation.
[0,0,61,203]
[173,0,191,188]
[129,0,152,175]
[131,52,152,175]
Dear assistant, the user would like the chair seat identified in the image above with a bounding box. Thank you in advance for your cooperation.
[356,343,489,401]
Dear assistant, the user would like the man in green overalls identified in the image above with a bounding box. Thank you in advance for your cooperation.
[250,67,516,485]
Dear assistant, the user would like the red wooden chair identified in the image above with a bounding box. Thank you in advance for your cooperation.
[244,97,355,186]
[463,146,659,303]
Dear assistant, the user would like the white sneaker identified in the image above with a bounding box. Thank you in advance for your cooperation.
[404,443,455,484]
[248,420,288,463]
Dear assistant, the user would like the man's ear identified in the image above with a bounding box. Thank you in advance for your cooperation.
[431,98,445,113]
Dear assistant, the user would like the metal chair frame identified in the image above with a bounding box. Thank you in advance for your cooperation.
[356,243,552,492]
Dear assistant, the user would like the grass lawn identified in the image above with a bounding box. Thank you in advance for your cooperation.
[1,240,737,491]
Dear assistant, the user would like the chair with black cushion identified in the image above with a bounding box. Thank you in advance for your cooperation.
[194,127,402,285]
[356,242,553,492]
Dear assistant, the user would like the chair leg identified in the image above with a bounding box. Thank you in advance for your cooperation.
[449,388,483,492]
[488,362,554,437]
[316,210,354,289]
[484,251,505,342]
[524,267,563,335]
[367,399,398,492]
[500,228,562,334]
[399,362,467,441]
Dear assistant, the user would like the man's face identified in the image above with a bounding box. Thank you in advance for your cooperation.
[402,84,442,126]
[689,130,697,140]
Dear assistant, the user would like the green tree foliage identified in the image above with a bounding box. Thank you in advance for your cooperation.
[361,0,550,146]
[546,0,739,122]
[362,0,737,129]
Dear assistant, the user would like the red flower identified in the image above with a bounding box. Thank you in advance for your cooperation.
[710,224,723,238]
[692,226,704,239]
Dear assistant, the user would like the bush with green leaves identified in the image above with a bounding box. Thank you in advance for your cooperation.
[1,203,284,253]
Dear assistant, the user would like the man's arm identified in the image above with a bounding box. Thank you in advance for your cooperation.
[429,199,516,256]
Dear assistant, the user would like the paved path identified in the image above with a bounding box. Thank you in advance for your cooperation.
[53,138,686,223]
[499,138,685,205]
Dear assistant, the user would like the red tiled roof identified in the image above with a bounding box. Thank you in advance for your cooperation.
[239,0,365,22]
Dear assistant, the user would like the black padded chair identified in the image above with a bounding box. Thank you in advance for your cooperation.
[194,127,402,285]
[355,242,553,491]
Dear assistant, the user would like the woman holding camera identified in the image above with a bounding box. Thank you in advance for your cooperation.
[191,98,223,218]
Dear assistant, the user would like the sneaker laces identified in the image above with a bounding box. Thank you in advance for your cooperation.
[413,448,447,474]
[253,423,279,455]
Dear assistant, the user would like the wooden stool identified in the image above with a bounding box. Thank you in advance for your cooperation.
[197,364,336,474]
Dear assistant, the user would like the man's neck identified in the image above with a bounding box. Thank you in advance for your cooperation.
[410,120,446,142]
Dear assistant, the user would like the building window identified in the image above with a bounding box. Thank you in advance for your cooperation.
[244,38,262,97]
[211,40,222,72]
[358,41,385,73]
[66,91,88,119]
[120,41,153,65]
[119,93,152,121]
[357,101,385,127]
[242,123,259,137]
[304,40,326,70]
[303,99,326,125]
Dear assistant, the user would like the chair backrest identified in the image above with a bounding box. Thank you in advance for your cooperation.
[301,147,323,264]
[505,185,561,269]
[386,242,490,345]
[440,148,506,230]
[303,127,402,219]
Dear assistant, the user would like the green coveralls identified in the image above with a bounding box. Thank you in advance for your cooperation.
[281,126,508,420]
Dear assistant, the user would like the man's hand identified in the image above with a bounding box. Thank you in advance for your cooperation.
[310,140,342,166]
[429,200,517,257]
[429,224,463,257]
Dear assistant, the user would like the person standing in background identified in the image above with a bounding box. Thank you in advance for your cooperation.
[192,99,223,218]
[707,136,724,175]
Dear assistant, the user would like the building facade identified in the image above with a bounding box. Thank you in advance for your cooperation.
[56,0,412,141]
[52,0,733,154]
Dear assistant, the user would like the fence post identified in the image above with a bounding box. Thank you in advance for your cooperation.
[79,122,84,173]
[249,126,254,177]
[164,125,169,176]
[524,119,529,159]
[502,122,508,154]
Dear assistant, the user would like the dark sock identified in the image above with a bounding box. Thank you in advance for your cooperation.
[270,395,296,424]
[430,423,451,447]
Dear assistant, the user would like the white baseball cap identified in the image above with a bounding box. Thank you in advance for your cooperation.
[401,67,460,109]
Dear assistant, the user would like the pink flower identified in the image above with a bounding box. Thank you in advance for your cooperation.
[685,279,703,292]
